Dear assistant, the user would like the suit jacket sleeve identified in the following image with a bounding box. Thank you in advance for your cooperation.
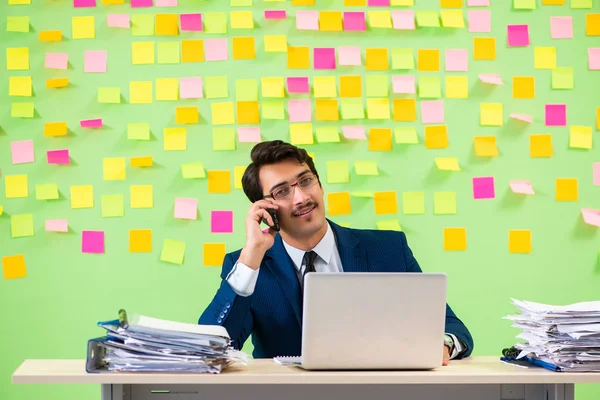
[198,253,254,351]
[399,232,474,359]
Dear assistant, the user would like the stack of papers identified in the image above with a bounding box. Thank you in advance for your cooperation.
[88,311,247,373]
[504,299,600,372]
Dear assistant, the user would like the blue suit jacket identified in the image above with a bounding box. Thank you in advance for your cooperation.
[199,219,474,359]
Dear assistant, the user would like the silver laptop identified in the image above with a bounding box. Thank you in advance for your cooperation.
[296,272,447,370]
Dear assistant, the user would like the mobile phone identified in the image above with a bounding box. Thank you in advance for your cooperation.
[262,208,280,232]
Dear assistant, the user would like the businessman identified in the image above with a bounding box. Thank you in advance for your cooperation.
[199,140,474,364]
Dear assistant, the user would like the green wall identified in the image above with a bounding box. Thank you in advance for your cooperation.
[1,0,600,399]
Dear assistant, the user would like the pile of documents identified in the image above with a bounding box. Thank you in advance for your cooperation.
[504,299,600,372]
[86,310,247,373]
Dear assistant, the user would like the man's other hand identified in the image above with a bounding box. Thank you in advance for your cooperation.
[442,345,450,366]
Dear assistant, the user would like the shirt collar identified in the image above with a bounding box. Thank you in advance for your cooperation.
[282,221,335,272]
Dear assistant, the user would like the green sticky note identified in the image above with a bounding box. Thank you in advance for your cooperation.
[213,128,236,151]
[204,12,228,34]
[132,14,155,36]
[354,161,379,176]
[316,126,340,143]
[326,161,350,184]
[391,48,414,70]
[376,219,402,231]
[157,42,180,64]
[351,191,375,198]
[235,79,258,101]
[416,11,440,27]
[231,0,252,5]
[513,0,536,9]
[402,192,425,215]
[101,194,124,218]
[98,87,120,104]
[127,123,150,140]
[570,0,592,8]
[35,183,59,200]
[11,214,34,238]
[7,16,30,33]
[262,100,285,120]
[366,75,389,97]
[418,77,442,98]
[160,239,186,265]
[205,76,229,99]
[395,127,419,144]
[181,162,206,178]
[552,67,574,90]
[11,102,34,118]
[434,192,457,215]
[341,99,365,120]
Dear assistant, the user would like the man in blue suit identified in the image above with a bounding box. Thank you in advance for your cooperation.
[199,140,473,364]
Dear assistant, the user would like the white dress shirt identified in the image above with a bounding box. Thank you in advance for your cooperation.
[225,221,464,359]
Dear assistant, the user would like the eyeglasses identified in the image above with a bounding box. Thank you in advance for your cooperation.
[264,174,319,200]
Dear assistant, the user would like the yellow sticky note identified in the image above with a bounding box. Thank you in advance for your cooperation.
[440,10,464,28]
[35,183,59,200]
[441,0,462,6]
[161,239,186,265]
[182,40,204,63]
[320,11,343,31]
[366,75,388,97]
[340,75,362,98]
[395,127,419,144]
[376,219,402,231]
[233,36,256,60]
[402,192,425,214]
[208,170,231,194]
[513,76,535,99]
[130,156,153,167]
[418,49,440,72]
[156,13,179,36]
[313,76,337,98]
[290,123,314,145]
[204,12,227,34]
[434,192,457,215]
[534,47,556,69]
[264,35,287,52]
[316,127,340,143]
[11,102,34,118]
[597,107,600,130]
[586,14,600,36]
[157,42,180,64]
[0,206,3,216]
[2,254,27,280]
[237,101,260,124]
[5,175,28,199]
[529,134,553,158]
[130,185,153,208]
[368,11,392,28]
[164,127,187,150]
[11,214,34,238]
[569,126,593,149]
[103,158,126,180]
[101,194,124,218]
[366,48,389,71]
[474,136,498,156]
[435,157,460,171]
[393,98,417,121]
[182,162,206,179]
[555,178,578,201]
[328,192,351,216]
[367,98,390,120]
[176,107,199,124]
[509,230,531,254]
[345,0,366,4]
[129,230,152,253]
[132,14,155,36]
[98,87,121,104]
[445,76,468,99]
[374,191,398,215]
[287,46,310,69]
[211,102,235,125]
[340,99,364,119]
[128,123,150,140]
[262,100,285,120]
[261,77,285,98]
[473,37,496,60]
[326,161,350,184]
[39,30,62,41]
[7,16,30,32]
[204,243,226,266]
[315,99,339,121]
[72,16,95,39]
[234,166,247,189]
[425,125,448,149]
[368,128,392,151]
[156,78,178,101]
[213,128,237,151]
[130,81,153,104]
[480,103,503,126]
[70,185,94,208]
[444,228,466,251]
[8,0,31,4]
[9,76,32,97]
[46,78,69,88]
[44,122,67,136]
[6,48,29,70]
[230,11,254,29]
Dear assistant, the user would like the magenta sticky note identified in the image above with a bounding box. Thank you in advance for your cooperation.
[479,74,503,85]
[287,77,309,94]
[391,11,415,30]
[594,163,600,186]
[510,114,532,123]
[156,0,177,6]
[288,99,312,122]
[392,75,415,94]
[45,53,68,70]
[344,12,366,31]
[581,209,600,228]
[238,127,261,143]
[74,0,95,7]
[84,50,106,73]
[296,10,319,31]
[550,16,572,39]
[211,210,233,233]
[174,198,198,220]
[338,46,361,66]
[180,14,202,31]
[468,0,489,5]
[342,126,366,140]
[509,180,534,195]
[445,49,468,72]
[545,104,566,126]
[46,219,68,232]
[11,140,34,164]
[47,149,70,165]
[473,177,495,200]
[421,100,444,124]
[107,14,130,28]
[588,48,600,70]
[80,118,102,128]
[180,77,203,99]
[131,0,152,7]
[265,10,286,20]
[468,10,490,33]
[82,230,105,254]
[314,48,336,70]
[368,0,389,5]
[205,38,228,61]
[507,24,529,47]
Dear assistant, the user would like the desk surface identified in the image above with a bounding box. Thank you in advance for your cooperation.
[11,357,600,385]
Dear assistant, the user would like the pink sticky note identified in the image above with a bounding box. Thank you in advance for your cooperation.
[156,0,177,5]
[342,126,366,140]
[107,14,130,28]
[84,50,107,73]
[314,48,336,70]
[82,230,105,254]
[507,24,529,47]
[338,46,361,66]
[368,0,389,5]
[287,77,310,94]
[131,0,152,7]
[392,11,415,30]
[238,127,261,143]
[265,10,286,20]
[581,209,600,228]
[445,49,468,72]
[211,210,233,233]
[468,10,490,33]
[296,11,319,31]
[392,76,416,94]
[509,180,534,195]
[545,104,566,126]
[588,48,600,70]
[11,140,34,164]
[74,0,95,7]
[510,114,533,123]
[594,163,600,185]
[205,39,228,61]
[45,53,68,70]
[473,177,495,200]
[344,12,366,31]
[288,99,312,122]
[80,118,102,128]
[47,149,70,165]
[180,77,203,99]
[46,219,68,232]
[421,100,444,124]
[479,74,503,85]
[468,0,489,5]
[180,14,202,31]
[174,198,198,220]
[550,16,573,39]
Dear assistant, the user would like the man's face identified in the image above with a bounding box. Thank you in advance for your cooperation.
[259,160,325,240]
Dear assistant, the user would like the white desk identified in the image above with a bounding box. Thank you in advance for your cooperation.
[12,356,600,400]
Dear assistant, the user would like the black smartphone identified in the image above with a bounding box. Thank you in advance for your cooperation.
[262,208,280,232]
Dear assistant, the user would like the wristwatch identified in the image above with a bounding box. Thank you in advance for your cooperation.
[444,334,455,355]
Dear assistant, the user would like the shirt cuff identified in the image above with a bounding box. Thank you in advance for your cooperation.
[225,260,260,297]
[446,333,464,359]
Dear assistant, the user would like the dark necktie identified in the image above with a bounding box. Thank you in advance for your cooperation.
[301,250,318,289]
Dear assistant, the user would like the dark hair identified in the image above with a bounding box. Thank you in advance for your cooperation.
[242,140,320,202]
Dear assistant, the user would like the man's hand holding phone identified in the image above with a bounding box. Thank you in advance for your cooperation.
[238,200,280,270]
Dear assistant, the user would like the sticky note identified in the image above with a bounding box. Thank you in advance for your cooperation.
[131,0,152,6]
[83,50,107,73]
[262,77,285,98]
[101,194,124,217]
[160,239,186,264]
[391,49,414,71]
[72,16,95,39]
[392,76,415,94]
[7,16,30,32]
[571,0,592,8]
[130,185,153,208]
[581,209,600,228]
[510,114,533,123]
[205,38,228,62]
[314,48,336,70]
[338,46,362,66]
[342,126,366,140]
[320,11,343,31]
[287,77,310,94]
[587,14,600,36]
[156,13,179,35]
[130,156,153,167]
[376,220,402,231]
[12,102,34,118]
[365,48,389,71]
[5,175,28,198]
[391,10,415,30]
[509,230,531,254]
[418,76,442,98]
[204,12,227,34]
[513,76,535,99]
[510,181,535,195]
[264,10,286,20]
[107,14,130,28]
[131,14,154,36]
[507,24,530,47]
[9,76,32,97]
[395,127,418,144]
[534,47,556,69]
[425,126,448,149]
[287,46,310,69]
[435,158,460,171]
[208,170,231,193]
[180,77,203,99]
[315,100,339,121]
[39,30,62,42]
[130,81,153,104]
[530,134,553,158]
[11,214,34,238]
[328,192,352,216]
[366,98,390,120]
[514,0,536,8]
[316,127,340,143]
[374,191,398,215]
[180,13,202,31]
[569,125,593,149]
[164,127,187,150]
[203,243,226,267]
[174,198,198,220]
[181,162,206,179]
[311,77,336,99]
[420,100,444,124]
[545,104,566,126]
[468,10,490,32]
[468,0,489,4]
[440,10,464,28]
[236,101,260,124]
[441,0,462,6]
[402,192,425,214]
[552,67,574,89]
[368,11,392,28]
[35,183,59,200]
[480,103,503,126]
[288,99,312,122]
[81,118,102,128]
[211,210,233,233]
[157,42,180,64]
[103,157,126,180]
[264,35,287,52]
[129,230,152,252]
[444,228,466,251]
[416,11,440,27]
[205,76,228,99]
[238,127,261,143]
[155,78,178,101]
[367,128,392,151]
[474,37,496,60]
[290,123,314,145]
[47,149,70,165]
[296,10,319,30]
[344,11,366,31]
[262,100,285,120]
[213,128,237,151]
[445,76,469,99]
[127,123,150,140]
[232,37,256,60]
[234,166,246,190]
[474,136,498,157]
[472,177,495,199]
[10,140,34,164]
[366,76,388,97]
[82,231,105,254]
[434,192,457,215]
[595,163,600,186]
[98,87,121,103]
[445,49,468,72]
[45,52,68,70]
[326,161,350,184]
[230,11,254,29]
[393,98,416,122]
[354,160,379,176]
[211,102,235,125]
[176,107,199,124]
[181,40,204,63]
[2,254,27,280]
[46,220,68,233]
[551,16,573,39]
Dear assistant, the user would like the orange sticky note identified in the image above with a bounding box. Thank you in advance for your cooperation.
[509,230,531,254]
[474,37,496,60]
[320,11,343,31]
[315,100,339,121]
[44,122,68,136]
[176,106,199,124]
[393,98,417,121]
[287,46,310,69]
[441,0,462,7]
[156,14,179,36]
[328,192,352,216]
[587,14,600,36]
[418,49,440,72]
[130,156,153,167]
[39,30,62,41]
[203,243,226,266]
[208,170,231,193]
[46,78,69,88]
[473,136,498,157]
[374,191,398,215]
[182,40,204,63]
[425,125,448,149]
[529,134,553,158]
[2,254,27,280]
[129,229,152,252]
[345,0,366,4]
[232,37,256,60]
[368,128,393,151]
[542,0,564,3]
[366,48,389,71]
[340,76,362,98]
[292,0,315,4]
[596,107,600,130]
[237,101,260,124]
[555,178,578,201]
[444,228,466,251]
[513,76,535,99]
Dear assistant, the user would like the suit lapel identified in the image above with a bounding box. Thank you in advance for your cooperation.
[329,219,369,273]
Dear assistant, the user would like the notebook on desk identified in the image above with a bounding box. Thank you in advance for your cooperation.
[275,272,448,370]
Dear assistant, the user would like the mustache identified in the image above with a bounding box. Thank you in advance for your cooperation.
[292,201,317,215]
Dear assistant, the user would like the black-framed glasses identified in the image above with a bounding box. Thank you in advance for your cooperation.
[264,174,319,200]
